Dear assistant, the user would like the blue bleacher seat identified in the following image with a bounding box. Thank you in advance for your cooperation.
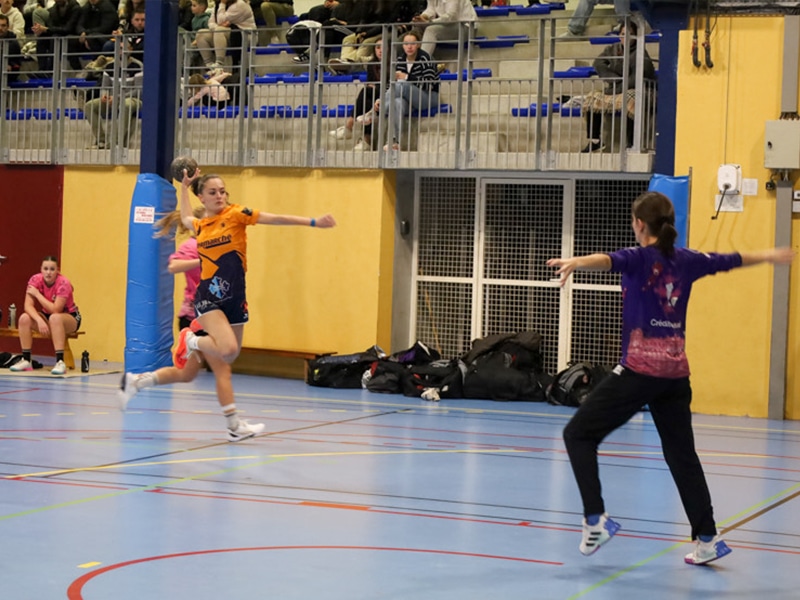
[9,78,53,89]
[411,103,452,118]
[322,73,356,83]
[475,7,511,17]
[277,16,299,25]
[66,78,97,88]
[474,35,529,49]
[511,103,582,117]
[255,44,291,55]
[319,104,354,118]
[511,5,551,15]
[440,68,493,81]
[553,66,597,78]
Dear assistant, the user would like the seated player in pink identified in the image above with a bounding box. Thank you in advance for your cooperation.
[10,255,82,375]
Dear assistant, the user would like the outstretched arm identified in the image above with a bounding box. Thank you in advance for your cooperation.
[546,253,612,287]
[739,247,795,267]
[179,170,201,232]
[256,213,337,228]
[168,258,202,274]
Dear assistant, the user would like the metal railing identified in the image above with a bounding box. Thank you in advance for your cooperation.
[0,16,658,171]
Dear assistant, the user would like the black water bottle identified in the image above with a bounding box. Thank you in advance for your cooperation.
[81,350,90,373]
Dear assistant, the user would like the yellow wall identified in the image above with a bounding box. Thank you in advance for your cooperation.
[675,17,799,417]
[61,167,396,364]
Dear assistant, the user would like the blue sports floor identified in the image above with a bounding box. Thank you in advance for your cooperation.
[1,369,799,599]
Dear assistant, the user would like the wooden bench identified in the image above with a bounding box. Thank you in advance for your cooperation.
[0,328,85,370]
[232,347,335,381]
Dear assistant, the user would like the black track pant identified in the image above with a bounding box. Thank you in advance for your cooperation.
[563,366,717,540]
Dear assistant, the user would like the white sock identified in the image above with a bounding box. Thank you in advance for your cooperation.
[223,405,239,429]
[186,332,200,352]
[136,372,158,390]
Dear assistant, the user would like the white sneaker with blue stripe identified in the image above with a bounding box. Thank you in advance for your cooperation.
[684,537,732,565]
[579,514,621,555]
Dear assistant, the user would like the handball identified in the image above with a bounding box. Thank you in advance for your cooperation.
[170,155,198,182]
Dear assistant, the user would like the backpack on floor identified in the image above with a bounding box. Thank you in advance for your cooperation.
[546,362,612,407]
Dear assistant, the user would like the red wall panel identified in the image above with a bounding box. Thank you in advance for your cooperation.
[0,165,64,354]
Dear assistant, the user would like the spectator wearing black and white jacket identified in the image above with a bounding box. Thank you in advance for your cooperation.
[382,30,439,150]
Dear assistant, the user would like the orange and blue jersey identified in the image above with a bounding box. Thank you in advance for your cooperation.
[192,203,260,323]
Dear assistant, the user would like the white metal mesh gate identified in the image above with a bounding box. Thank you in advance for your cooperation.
[412,174,649,375]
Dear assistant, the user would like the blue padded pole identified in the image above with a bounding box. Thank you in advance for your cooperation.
[649,173,689,248]
[123,2,180,372]
[124,175,179,372]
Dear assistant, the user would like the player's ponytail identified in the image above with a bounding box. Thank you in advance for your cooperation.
[154,206,206,238]
[632,191,677,256]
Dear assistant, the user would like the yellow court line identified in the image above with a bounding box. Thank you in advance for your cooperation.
[9,447,529,479]
[10,455,261,478]
[78,562,102,569]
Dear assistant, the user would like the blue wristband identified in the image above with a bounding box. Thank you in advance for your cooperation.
[310,218,316,227]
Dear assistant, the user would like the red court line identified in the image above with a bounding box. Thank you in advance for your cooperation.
[0,388,42,395]
[67,545,562,598]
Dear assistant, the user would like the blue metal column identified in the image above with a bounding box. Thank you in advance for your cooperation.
[644,3,689,176]
[141,0,179,178]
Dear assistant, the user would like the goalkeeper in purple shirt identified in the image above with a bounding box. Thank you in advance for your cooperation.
[547,190,794,565]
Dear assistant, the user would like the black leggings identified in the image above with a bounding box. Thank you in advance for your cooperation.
[562,366,717,540]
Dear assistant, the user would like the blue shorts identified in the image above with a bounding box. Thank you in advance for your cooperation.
[193,276,249,326]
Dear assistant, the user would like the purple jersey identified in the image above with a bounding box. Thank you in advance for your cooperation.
[608,246,742,378]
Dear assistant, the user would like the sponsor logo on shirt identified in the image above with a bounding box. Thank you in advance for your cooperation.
[199,234,232,249]
[650,318,682,329]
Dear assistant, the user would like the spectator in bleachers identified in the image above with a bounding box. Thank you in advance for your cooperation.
[1,0,25,39]
[562,0,623,38]
[381,29,439,150]
[101,4,143,59]
[31,0,80,73]
[0,13,22,81]
[116,0,142,27]
[22,1,54,34]
[67,0,119,70]
[185,69,234,107]
[288,0,359,64]
[253,0,293,45]
[178,0,193,30]
[330,0,380,69]
[329,36,384,149]
[412,0,475,58]
[196,0,255,72]
[83,53,143,148]
[333,0,425,69]
[581,20,655,152]
[181,0,209,67]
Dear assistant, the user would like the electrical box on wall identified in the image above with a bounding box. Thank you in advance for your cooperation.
[764,120,800,169]
[717,164,742,193]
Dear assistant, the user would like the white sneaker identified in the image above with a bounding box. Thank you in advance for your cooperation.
[227,419,265,442]
[10,359,33,372]
[270,35,281,45]
[118,372,139,410]
[353,139,368,151]
[329,126,353,140]
[684,536,732,565]
[579,514,621,555]
[51,360,67,375]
